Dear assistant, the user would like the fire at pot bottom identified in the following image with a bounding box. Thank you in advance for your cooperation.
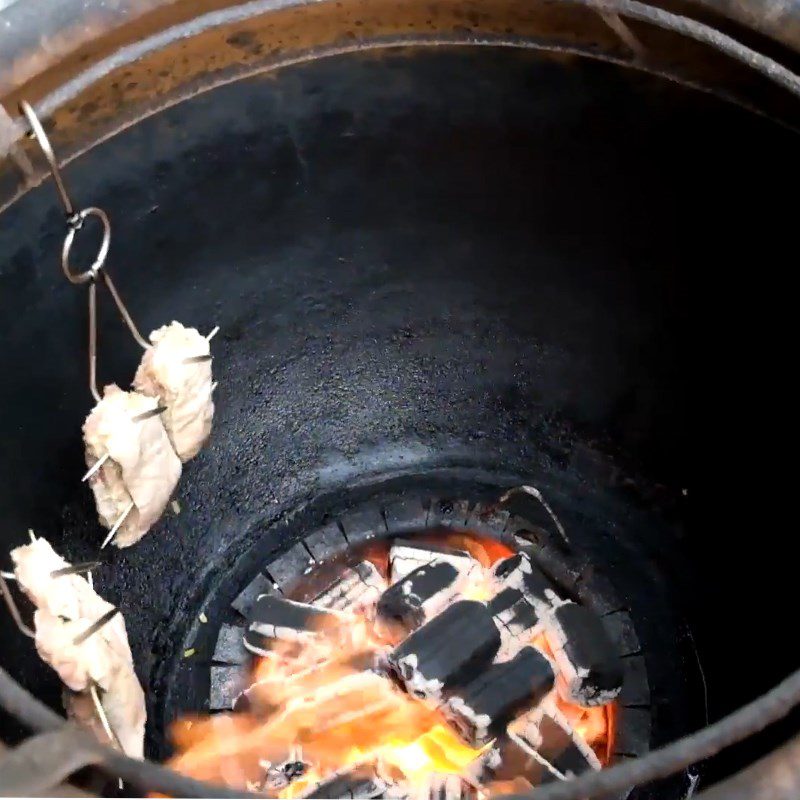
[166,531,621,798]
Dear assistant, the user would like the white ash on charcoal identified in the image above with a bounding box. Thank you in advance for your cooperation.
[542,600,623,706]
[509,704,601,780]
[303,763,393,798]
[313,561,387,613]
[486,588,542,662]
[444,647,555,745]
[377,560,479,637]
[389,540,476,583]
[491,552,562,613]
[388,600,500,701]
[243,594,345,656]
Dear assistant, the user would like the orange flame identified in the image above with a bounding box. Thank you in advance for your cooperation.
[165,533,614,796]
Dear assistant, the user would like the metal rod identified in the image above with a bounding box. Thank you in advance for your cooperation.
[88,281,100,402]
[183,354,212,364]
[51,561,102,578]
[101,501,135,549]
[206,326,220,341]
[0,573,35,639]
[101,272,150,350]
[82,454,110,482]
[18,101,74,217]
[131,405,166,423]
[72,607,120,646]
[0,666,256,798]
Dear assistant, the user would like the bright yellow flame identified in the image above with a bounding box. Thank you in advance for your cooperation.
[163,534,615,797]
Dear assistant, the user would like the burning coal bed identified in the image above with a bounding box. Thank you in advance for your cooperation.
[168,529,625,798]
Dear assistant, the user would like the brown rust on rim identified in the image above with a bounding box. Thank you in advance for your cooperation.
[1,0,797,215]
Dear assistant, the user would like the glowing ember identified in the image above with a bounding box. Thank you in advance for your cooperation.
[165,532,616,796]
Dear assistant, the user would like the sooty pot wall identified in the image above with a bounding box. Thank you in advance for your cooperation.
[0,45,798,794]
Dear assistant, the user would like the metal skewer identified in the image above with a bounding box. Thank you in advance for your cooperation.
[72,606,120,646]
[51,561,102,578]
[101,502,135,549]
[89,683,127,788]
[183,354,213,364]
[82,453,110,482]
[206,326,220,341]
[131,404,167,423]
[0,573,35,639]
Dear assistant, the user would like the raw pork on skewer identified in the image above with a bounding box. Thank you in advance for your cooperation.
[11,536,146,757]
[83,384,181,548]
[133,321,215,462]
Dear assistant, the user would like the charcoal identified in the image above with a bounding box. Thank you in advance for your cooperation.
[614,707,651,757]
[445,647,554,745]
[544,601,623,705]
[314,561,387,612]
[377,561,472,635]
[619,655,650,706]
[212,623,248,665]
[511,707,600,781]
[389,600,500,700]
[244,595,342,656]
[389,539,475,583]
[304,764,389,798]
[489,736,562,786]
[491,552,562,612]
[488,588,542,661]
[231,572,278,617]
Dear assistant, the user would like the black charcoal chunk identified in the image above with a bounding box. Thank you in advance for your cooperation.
[231,572,278,617]
[304,523,349,561]
[389,600,500,700]
[314,561,387,612]
[377,561,464,633]
[492,552,562,611]
[445,647,554,745]
[266,543,315,590]
[244,595,341,655]
[487,587,523,616]
[209,665,242,710]
[490,589,541,661]
[212,623,248,665]
[545,601,623,706]
[389,539,474,583]
[512,708,600,782]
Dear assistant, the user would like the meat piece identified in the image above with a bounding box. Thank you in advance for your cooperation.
[83,384,181,547]
[11,537,146,757]
[133,321,214,461]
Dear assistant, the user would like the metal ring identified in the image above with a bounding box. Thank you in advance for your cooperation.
[61,207,111,284]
